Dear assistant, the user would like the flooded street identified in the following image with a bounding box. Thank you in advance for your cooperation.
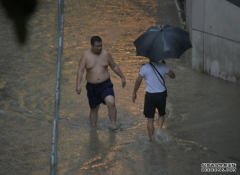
[0,0,240,175]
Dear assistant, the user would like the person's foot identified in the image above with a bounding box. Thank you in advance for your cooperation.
[156,127,162,136]
[110,123,119,131]
[156,127,169,141]
[155,127,165,141]
[148,138,153,142]
[149,135,155,142]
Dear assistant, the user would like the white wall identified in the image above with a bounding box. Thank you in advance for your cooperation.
[188,0,240,83]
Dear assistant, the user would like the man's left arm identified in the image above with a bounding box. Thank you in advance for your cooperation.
[108,53,126,87]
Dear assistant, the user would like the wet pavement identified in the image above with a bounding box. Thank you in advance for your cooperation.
[0,0,240,174]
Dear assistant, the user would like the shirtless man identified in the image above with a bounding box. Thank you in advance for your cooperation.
[76,36,126,129]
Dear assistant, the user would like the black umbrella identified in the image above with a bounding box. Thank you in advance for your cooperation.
[133,24,192,62]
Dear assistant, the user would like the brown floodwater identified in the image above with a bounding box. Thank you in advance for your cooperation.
[1,0,240,175]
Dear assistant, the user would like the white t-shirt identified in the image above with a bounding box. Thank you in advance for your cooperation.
[139,62,169,93]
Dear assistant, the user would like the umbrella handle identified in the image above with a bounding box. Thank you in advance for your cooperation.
[157,25,163,31]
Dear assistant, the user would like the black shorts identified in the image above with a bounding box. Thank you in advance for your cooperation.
[143,91,167,118]
[86,78,115,109]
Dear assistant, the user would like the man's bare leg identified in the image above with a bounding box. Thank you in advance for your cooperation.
[104,95,117,130]
[158,115,165,128]
[147,118,154,141]
[89,105,100,126]
[157,115,165,135]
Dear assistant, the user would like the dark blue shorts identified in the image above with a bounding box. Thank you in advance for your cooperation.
[86,78,115,109]
[144,91,167,118]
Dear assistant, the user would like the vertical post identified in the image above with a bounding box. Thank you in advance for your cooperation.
[51,0,64,174]
[50,119,57,175]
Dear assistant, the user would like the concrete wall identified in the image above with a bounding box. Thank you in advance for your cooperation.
[186,0,240,83]
[185,0,192,33]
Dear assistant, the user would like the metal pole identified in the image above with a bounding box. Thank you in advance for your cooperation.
[50,120,57,175]
[51,0,64,174]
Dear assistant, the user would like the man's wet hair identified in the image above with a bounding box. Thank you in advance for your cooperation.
[91,36,102,45]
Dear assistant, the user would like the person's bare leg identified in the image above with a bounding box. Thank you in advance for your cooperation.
[104,95,117,130]
[89,105,100,126]
[158,115,165,128]
[147,118,154,141]
[157,115,165,135]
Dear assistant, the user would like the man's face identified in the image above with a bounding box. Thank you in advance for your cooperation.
[91,41,102,54]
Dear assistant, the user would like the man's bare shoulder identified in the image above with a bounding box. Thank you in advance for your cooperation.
[80,50,92,61]
[82,50,91,56]
[102,50,112,61]
[101,49,109,55]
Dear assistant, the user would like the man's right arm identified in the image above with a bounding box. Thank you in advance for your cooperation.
[167,70,175,79]
[132,74,143,103]
[76,53,86,94]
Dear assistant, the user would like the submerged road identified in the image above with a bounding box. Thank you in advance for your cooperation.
[0,0,240,174]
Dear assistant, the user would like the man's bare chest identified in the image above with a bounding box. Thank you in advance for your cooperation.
[86,56,109,70]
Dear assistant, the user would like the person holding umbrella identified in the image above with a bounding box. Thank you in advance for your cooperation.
[132,61,175,141]
[132,24,191,141]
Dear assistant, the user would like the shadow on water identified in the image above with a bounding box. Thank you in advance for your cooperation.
[80,127,117,174]
[58,126,118,175]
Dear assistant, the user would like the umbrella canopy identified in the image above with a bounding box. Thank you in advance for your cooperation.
[133,24,192,62]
